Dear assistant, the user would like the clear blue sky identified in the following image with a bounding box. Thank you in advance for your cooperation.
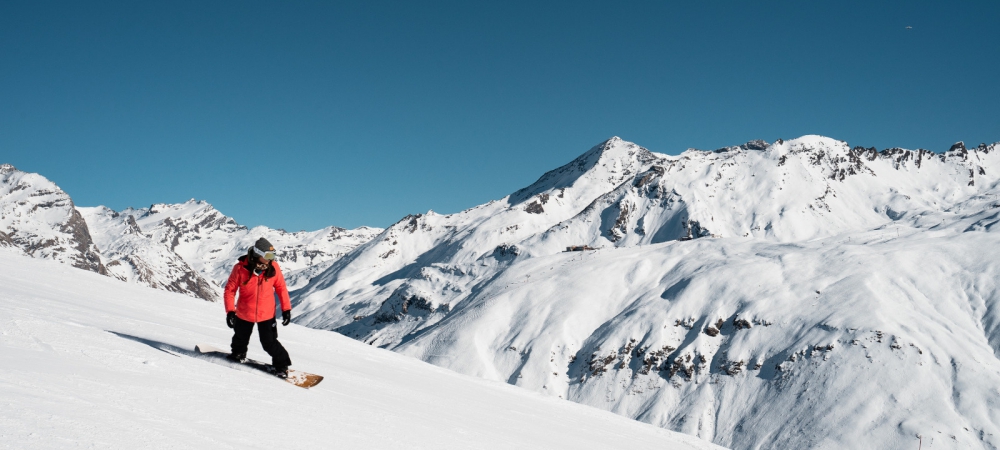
[2,1,997,230]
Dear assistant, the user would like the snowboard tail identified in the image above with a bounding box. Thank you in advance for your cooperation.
[195,344,324,389]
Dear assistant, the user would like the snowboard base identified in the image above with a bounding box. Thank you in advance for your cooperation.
[195,344,324,389]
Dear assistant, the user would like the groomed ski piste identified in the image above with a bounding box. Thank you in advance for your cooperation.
[0,249,725,450]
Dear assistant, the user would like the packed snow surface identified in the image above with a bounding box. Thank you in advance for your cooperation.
[293,136,1000,449]
[0,250,723,450]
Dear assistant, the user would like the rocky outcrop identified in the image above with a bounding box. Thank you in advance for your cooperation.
[0,164,106,274]
[79,206,222,302]
[0,230,18,249]
[0,164,381,302]
[117,199,383,289]
[80,201,385,301]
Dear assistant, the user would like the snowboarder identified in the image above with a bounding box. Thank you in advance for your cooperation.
[223,237,293,378]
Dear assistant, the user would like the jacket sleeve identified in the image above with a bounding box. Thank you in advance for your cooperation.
[224,264,243,313]
[274,263,292,312]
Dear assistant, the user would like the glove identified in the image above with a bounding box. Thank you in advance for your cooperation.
[226,311,237,328]
[281,310,291,326]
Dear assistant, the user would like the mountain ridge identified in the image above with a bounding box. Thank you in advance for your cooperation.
[0,164,381,301]
[289,134,1000,449]
[0,163,106,274]
[5,134,1000,448]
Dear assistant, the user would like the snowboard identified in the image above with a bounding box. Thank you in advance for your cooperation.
[195,344,324,389]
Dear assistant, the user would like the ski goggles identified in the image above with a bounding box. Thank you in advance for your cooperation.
[252,246,277,261]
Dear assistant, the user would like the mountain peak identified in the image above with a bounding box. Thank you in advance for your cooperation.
[0,166,105,274]
[602,136,624,146]
[510,137,654,204]
[595,136,651,157]
[778,134,845,150]
[742,139,769,151]
[145,199,218,217]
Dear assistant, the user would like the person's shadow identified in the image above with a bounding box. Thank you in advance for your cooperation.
[106,331,199,357]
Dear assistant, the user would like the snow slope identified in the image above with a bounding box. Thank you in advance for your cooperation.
[0,251,724,450]
[292,136,1000,449]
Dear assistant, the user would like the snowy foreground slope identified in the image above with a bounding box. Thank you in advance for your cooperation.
[293,136,1000,449]
[0,251,723,450]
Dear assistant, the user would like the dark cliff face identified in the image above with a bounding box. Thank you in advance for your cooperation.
[63,204,107,274]
[0,230,16,248]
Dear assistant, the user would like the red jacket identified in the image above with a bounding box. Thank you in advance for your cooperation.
[224,258,291,323]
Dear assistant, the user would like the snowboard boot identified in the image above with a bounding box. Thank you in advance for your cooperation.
[273,366,289,379]
[226,352,246,363]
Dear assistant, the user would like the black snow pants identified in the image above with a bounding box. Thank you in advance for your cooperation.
[230,316,292,369]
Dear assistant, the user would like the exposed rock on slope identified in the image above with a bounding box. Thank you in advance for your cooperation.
[0,164,381,302]
[0,164,105,274]
[118,200,383,290]
[80,200,383,300]
[297,135,1000,333]
[292,135,1000,449]
[79,206,220,301]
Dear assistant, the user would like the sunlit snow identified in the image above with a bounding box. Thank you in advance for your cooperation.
[0,250,722,450]
[293,136,1000,449]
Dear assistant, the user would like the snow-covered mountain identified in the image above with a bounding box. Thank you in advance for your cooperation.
[116,200,383,290]
[292,135,1000,449]
[0,164,381,301]
[0,164,105,274]
[79,205,222,301]
[0,250,723,450]
[9,135,1000,447]
[79,200,383,299]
